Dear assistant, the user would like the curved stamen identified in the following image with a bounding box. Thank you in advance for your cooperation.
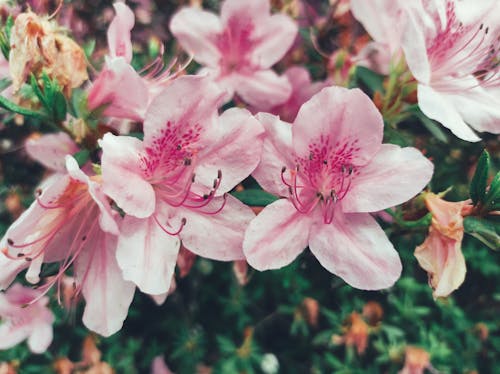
[154,215,186,236]
[200,193,228,215]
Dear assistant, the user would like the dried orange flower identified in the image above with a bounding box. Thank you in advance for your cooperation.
[414,193,471,298]
[399,346,430,374]
[9,11,88,95]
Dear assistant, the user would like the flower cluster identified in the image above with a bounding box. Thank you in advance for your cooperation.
[0,0,498,360]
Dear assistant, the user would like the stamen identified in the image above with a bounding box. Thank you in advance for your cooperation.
[153,215,186,236]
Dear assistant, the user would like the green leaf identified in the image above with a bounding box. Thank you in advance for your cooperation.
[73,149,90,167]
[231,189,279,206]
[463,216,500,250]
[354,66,385,93]
[53,90,68,122]
[484,171,500,211]
[470,150,490,205]
[0,94,49,120]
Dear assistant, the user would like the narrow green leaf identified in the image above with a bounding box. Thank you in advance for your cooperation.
[53,91,67,122]
[0,94,49,120]
[484,172,500,211]
[73,149,90,167]
[231,189,279,206]
[463,216,500,250]
[354,66,385,93]
[470,150,490,205]
[411,108,449,143]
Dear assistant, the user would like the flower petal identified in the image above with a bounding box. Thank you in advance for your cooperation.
[75,232,135,337]
[178,195,253,261]
[293,87,383,166]
[169,7,223,67]
[107,2,135,63]
[116,215,180,295]
[343,144,434,213]
[88,57,149,122]
[195,108,264,194]
[220,0,269,25]
[250,13,297,69]
[100,133,156,219]
[243,199,312,270]
[418,84,481,142]
[143,75,223,148]
[252,112,294,197]
[309,212,402,290]
[25,132,78,173]
[235,70,291,109]
[27,323,53,353]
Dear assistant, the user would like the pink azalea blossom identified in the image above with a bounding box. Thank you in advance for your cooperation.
[150,356,174,374]
[0,156,135,337]
[100,75,264,295]
[253,66,330,122]
[25,132,79,173]
[399,0,500,141]
[350,0,406,75]
[88,2,177,122]
[170,0,298,108]
[0,283,54,353]
[244,86,434,290]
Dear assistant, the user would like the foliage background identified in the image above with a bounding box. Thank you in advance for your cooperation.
[0,0,499,373]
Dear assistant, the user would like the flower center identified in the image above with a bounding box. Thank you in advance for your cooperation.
[281,136,359,223]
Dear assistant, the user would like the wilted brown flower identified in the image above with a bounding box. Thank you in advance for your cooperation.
[362,301,384,326]
[301,297,320,327]
[399,346,430,374]
[9,11,88,95]
[343,312,369,355]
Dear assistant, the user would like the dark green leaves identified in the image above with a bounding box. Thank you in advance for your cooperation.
[30,72,67,123]
[0,16,13,60]
[463,216,500,250]
[470,150,490,205]
[231,189,279,206]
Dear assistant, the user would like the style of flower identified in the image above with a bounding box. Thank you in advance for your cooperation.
[88,2,178,122]
[244,86,434,289]
[0,156,135,337]
[399,0,500,141]
[0,283,54,353]
[170,0,297,108]
[414,193,470,298]
[100,75,264,296]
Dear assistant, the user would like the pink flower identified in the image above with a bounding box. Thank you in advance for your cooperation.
[88,2,176,122]
[170,0,297,108]
[244,86,434,289]
[350,0,406,74]
[400,0,500,141]
[414,193,469,298]
[0,157,135,337]
[100,75,264,295]
[0,283,54,353]
[25,132,79,173]
[150,356,174,374]
[253,66,330,122]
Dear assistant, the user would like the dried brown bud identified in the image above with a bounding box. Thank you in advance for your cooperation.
[362,301,384,326]
[302,297,320,327]
[9,11,88,95]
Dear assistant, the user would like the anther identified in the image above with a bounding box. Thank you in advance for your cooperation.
[281,166,287,173]
[217,169,222,179]
[184,158,192,166]
[35,188,42,196]
[181,217,187,226]
[82,235,87,241]
[7,238,13,245]
[191,174,196,183]
[176,144,182,150]
[25,257,32,262]
[17,253,24,258]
